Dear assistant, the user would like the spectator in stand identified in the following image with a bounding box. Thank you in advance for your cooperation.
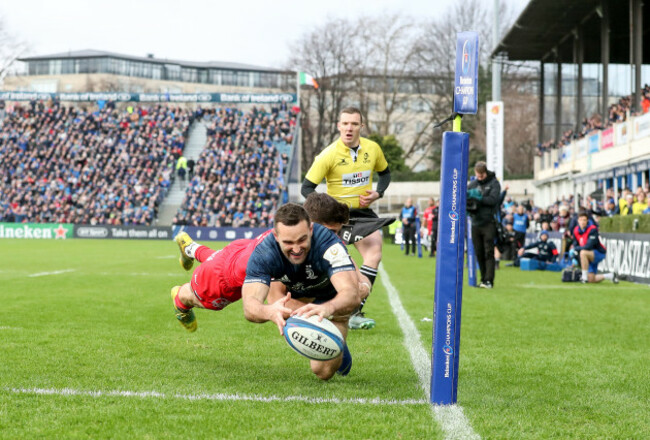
[605,198,619,216]
[174,105,296,228]
[619,189,632,214]
[0,102,192,225]
[621,193,635,215]
[554,205,571,234]
[400,198,418,256]
[632,191,648,214]
[187,157,195,180]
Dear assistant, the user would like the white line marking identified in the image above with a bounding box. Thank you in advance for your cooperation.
[4,387,428,406]
[0,326,22,330]
[379,263,480,440]
[155,255,177,259]
[28,269,75,278]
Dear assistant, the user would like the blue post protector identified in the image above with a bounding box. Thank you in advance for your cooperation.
[431,131,470,405]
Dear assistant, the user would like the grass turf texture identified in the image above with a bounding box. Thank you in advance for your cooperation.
[0,239,647,439]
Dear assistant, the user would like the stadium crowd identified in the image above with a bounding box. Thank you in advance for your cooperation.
[536,84,650,156]
[0,101,192,225]
[172,105,296,228]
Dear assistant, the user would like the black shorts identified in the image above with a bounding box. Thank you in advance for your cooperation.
[349,208,379,219]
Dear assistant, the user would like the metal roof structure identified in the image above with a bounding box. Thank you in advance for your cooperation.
[492,0,649,63]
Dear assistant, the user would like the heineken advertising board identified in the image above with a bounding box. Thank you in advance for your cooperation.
[0,223,74,239]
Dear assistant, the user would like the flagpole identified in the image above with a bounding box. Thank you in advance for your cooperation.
[296,71,301,109]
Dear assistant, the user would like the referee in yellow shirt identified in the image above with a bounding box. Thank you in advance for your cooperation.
[301,107,391,330]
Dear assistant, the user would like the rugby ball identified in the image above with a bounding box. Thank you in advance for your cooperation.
[283,315,344,361]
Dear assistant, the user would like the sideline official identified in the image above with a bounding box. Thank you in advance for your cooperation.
[467,161,501,288]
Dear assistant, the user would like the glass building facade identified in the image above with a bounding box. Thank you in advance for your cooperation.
[24,54,294,90]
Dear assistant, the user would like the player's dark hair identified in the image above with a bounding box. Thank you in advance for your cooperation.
[474,161,488,174]
[274,203,311,227]
[578,211,589,219]
[303,193,349,225]
[340,107,363,124]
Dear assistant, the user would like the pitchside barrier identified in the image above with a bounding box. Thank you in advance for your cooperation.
[524,231,650,285]
[0,222,267,242]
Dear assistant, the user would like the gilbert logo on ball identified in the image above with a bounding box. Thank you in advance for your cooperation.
[283,315,344,361]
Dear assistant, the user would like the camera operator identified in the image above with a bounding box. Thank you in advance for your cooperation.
[467,161,501,289]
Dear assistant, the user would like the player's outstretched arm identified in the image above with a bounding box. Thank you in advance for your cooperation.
[242,282,292,334]
[293,270,361,320]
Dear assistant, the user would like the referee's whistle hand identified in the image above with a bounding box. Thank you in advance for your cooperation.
[359,190,378,207]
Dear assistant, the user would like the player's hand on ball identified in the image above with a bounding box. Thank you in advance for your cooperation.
[270,293,293,335]
[292,302,335,322]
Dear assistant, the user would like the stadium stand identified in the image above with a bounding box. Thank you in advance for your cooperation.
[536,84,650,156]
[0,101,193,225]
[172,104,297,227]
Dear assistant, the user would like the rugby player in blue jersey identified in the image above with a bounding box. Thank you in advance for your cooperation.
[242,203,361,380]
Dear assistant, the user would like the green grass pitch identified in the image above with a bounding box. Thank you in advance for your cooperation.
[0,239,648,439]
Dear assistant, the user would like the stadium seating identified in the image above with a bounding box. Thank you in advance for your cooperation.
[172,105,297,227]
[0,101,192,225]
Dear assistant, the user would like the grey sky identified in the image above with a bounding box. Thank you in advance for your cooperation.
[1,0,529,69]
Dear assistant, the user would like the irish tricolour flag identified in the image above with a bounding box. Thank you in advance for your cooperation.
[299,72,319,89]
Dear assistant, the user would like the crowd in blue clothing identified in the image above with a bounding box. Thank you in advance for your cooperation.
[172,104,296,227]
[0,101,192,225]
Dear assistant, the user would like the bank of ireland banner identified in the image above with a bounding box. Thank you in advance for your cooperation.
[454,31,479,115]
[0,91,297,104]
[486,101,504,182]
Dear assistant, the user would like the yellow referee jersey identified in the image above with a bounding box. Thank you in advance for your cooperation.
[305,137,388,208]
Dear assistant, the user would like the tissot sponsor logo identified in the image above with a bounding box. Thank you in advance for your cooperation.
[342,170,370,187]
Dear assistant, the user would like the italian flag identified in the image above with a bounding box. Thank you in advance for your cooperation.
[299,72,319,89]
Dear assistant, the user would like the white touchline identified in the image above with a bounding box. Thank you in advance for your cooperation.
[28,269,76,278]
[4,387,428,406]
[379,264,480,440]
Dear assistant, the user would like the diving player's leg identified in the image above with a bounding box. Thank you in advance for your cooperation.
[170,253,232,331]
[175,232,221,270]
[171,283,202,332]
[309,318,351,380]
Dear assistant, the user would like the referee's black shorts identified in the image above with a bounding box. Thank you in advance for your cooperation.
[349,208,379,220]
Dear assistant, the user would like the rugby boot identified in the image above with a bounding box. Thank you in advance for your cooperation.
[348,311,375,330]
[175,232,194,271]
[171,286,197,332]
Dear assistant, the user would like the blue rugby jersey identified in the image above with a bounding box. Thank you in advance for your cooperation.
[244,223,356,301]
